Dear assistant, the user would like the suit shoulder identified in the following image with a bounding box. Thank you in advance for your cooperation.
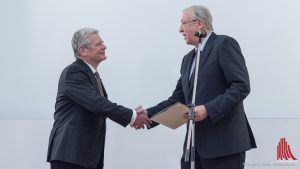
[216,34,238,44]
[182,49,194,62]
[184,49,195,57]
[63,61,86,74]
[60,61,89,81]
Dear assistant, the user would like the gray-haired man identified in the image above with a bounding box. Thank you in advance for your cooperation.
[47,28,151,169]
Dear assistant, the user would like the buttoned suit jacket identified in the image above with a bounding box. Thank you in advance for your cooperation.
[47,59,133,168]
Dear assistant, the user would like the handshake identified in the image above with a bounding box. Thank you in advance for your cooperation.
[131,106,152,130]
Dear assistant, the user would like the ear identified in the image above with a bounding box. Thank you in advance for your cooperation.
[196,19,205,31]
[78,47,87,57]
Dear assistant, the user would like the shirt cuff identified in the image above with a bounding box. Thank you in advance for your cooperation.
[130,109,137,125]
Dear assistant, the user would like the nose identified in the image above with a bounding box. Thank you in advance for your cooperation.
[102,44,107,50]
[179,25,183,33]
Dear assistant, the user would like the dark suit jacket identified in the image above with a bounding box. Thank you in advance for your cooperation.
[47,59,133,168]
[147,32,256,158]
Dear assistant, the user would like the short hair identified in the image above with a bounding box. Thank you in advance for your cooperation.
[184,5,214,31]
[71,27,99,58]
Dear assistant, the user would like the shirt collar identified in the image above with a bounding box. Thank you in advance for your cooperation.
[82,60,97,74]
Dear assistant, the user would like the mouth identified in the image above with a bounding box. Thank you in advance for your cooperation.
[183,34,187,40]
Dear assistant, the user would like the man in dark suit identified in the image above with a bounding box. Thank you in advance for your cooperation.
[47,27,151,169]
[139,5,256,169]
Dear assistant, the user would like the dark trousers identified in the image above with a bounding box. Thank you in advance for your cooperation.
[181,152,246,169]
[50,160,103,169]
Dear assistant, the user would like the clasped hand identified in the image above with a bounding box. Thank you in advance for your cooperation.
[131,106,152,130]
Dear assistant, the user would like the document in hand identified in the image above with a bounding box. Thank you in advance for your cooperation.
[150,102,190,129]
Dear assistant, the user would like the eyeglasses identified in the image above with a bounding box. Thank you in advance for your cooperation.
[181,19,198,25]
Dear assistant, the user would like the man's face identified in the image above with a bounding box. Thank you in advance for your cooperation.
[179,9,202,47]
[81,33,107,65]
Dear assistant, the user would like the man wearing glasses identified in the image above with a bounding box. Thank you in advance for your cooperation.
[143,5,257,169]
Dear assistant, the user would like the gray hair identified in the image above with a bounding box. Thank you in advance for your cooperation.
[71,27,99,58]
[184,5,214,31]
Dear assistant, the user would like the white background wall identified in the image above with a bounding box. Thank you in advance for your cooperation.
[0,0,299,168]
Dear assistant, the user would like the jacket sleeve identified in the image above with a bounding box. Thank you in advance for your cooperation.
[204,36,250,123]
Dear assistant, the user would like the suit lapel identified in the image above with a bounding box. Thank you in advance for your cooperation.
[182,49,196,95]
[198,32,216,71]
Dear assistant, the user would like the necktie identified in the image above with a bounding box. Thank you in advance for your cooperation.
[94,72,105,96]
[189,55,197,86]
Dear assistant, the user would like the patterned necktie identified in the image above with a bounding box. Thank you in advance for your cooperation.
[94,72,105,96]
